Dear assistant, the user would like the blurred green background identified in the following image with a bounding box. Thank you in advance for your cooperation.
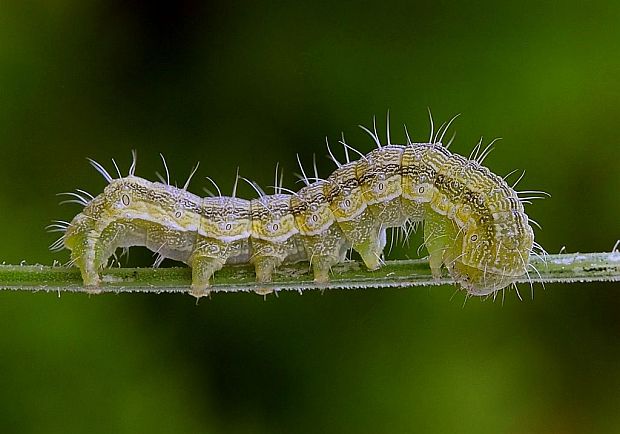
[1,1,619,433]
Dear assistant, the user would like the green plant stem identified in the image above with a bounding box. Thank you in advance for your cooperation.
[0,252,618,295]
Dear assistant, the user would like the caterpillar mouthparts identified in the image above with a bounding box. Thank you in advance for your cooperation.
[53,114,542,298]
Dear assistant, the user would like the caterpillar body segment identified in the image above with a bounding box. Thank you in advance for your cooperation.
[290,180,349,284]
[58,120,536,298]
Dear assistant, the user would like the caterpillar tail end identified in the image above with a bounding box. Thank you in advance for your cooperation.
[68,245,103,294]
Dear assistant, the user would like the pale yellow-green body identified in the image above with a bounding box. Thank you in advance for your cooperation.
[62,142,534,297]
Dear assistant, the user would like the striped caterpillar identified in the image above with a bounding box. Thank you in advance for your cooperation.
[51,115,543,297]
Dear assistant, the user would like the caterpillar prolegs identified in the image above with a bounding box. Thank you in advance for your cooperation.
[52,115,540,297]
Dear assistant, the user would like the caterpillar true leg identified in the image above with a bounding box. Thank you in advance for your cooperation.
[423,212,459,280]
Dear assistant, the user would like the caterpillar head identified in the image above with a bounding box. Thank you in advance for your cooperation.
[452,217,534,295]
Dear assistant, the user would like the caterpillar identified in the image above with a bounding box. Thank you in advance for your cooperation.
[50,114,543,298]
